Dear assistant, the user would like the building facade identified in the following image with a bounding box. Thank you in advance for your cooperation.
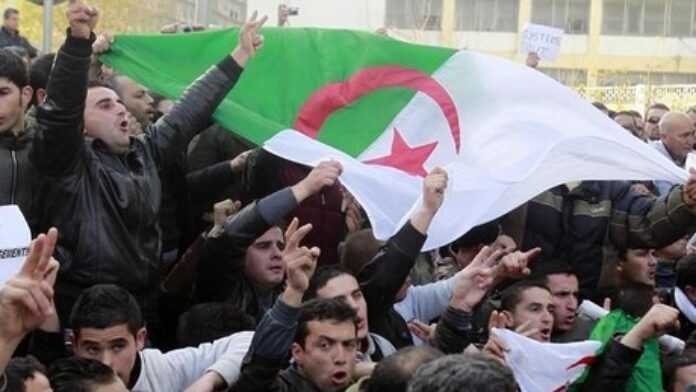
[249,0,696,90]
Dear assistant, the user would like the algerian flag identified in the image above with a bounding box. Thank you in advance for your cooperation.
[493,328,601,392]
[101,27,686,250]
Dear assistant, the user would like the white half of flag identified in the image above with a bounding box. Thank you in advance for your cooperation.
[264,50,686,250]
[493,328,601,392]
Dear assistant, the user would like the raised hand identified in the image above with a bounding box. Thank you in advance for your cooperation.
[621,304,680,350]
[282,218,320,306]
[495,247,541,280]
[450,246,503,312]
[66,0,99,39]
[411,167,448,234]
[291,160,343,203]
[422,167,448,213]
[213,199,242,227]
[232,11,268,67]
[0,228,60,342]
[92,32,113,54]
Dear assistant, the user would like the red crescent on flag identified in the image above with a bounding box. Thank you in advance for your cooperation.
[293,66,461,153]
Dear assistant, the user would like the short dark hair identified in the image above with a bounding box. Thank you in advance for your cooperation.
[646,103,670,115]
[500,281,551,312]
[627,110,642,119]
[0,48,29,88]
[662,353,696,391]
[70,284,144,336]
[449,221,498,254]
[29,52,55,106]
[407,353,517,392]
[687,105,696,115]
[5,356,47,392]
[304,265,354,302]
[48,357,120,392]
[676,253,696,291]
[529,259,576,285]
[3,8,18,20]
[614,110,637,118]
[294,298,358,347]
[340,229,383,276]
[177,302,255,347]
[366,346,443,392]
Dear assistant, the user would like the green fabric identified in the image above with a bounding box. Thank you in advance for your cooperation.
[100,27,455,157]
[573,309,662,392]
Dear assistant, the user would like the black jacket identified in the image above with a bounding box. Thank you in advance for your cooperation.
[0,128,40,230]
[577,339,642,391]
[0,27,37,58]
[30,32,243,319]
[357,222,426,349]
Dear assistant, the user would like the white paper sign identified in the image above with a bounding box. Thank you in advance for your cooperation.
[521,23,564,61]
[0,205,31,286]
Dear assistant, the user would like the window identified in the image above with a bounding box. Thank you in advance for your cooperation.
[385,0,443,30]
[602,0,696,36]
[531,0,590,33]
[669,0,696,35]
[455,0,520,32]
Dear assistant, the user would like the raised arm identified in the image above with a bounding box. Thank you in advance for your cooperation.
[147,13,267,171]
[31,1,98,175]
[359,168,447,316]
[612,171,696,250]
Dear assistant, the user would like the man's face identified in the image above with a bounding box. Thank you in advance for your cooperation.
[506,287,555,342]
[24,372,52,392]
[316,274,369,340]
[546,274,579,333]
[661,118,694,162]
[73,324,146,387]
[292,320,357,392]
[4,13,18,31]
[619,248,657,286]
[84,87,130,154]
[0,77,30,134]
[646,108,668,140]
[244,227,285,290]
[615,114,641,139]
[672,363,696,392]
[117,77,155,127]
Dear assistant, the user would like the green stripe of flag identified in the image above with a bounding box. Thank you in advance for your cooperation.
[101,27,455,156]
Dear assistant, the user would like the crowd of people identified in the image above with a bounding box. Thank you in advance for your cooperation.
[1,1,696,391]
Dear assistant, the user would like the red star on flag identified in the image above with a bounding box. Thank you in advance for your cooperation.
[364,128,438,177]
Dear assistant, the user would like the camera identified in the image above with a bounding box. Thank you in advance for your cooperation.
[287,6,299,16]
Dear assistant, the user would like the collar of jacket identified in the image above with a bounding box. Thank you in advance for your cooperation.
[0,126,32,149]
[1,26,18,36]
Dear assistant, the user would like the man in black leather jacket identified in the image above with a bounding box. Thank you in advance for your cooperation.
[29,1,267,332]
[0,48,39,230]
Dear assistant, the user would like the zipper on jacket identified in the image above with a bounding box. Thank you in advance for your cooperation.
[10,150,17,204]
